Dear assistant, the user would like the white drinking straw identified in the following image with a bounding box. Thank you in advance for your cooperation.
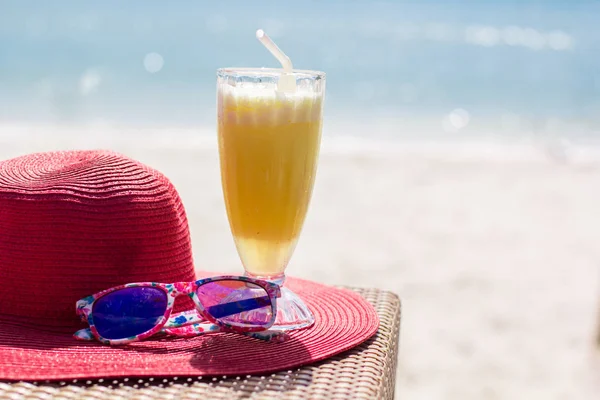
[256,29,297,93]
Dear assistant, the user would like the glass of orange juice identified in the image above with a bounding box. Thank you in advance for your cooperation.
[217,68,325,330]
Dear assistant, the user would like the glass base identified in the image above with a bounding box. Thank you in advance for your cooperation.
[245,272,315,331]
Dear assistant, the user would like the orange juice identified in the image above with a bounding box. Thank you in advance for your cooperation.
[218,86,323,277]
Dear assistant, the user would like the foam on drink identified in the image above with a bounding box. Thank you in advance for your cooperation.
[218,82,323,126]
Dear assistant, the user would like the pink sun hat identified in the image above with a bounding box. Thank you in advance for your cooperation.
[0,150,379,381]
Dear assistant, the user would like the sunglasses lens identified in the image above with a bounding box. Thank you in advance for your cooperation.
[92,287,168,340]
[196,280,273,329]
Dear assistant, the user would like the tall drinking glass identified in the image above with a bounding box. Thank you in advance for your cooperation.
[217,68,325,330]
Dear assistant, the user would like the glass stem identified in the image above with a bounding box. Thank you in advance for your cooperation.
[244,272,286,286]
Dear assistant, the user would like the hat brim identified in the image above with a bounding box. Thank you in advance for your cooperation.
[0,277,379,381]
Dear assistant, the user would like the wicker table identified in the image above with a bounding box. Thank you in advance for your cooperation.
[0,288,401,400]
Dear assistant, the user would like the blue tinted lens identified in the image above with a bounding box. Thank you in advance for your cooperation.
[92,287,168,340]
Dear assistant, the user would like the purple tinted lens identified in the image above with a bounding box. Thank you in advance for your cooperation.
[92,287,167,340]
[196,280,273,329]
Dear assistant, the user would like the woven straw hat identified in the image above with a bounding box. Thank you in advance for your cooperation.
[0,150,378,381]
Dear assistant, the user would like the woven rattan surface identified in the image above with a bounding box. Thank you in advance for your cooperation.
[0,287,401,400]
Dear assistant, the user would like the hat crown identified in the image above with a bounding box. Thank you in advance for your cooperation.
[0,150,196,327]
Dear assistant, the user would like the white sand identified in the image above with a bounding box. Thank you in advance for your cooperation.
[1,123,599,399]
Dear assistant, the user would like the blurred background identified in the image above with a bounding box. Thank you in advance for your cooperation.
[1,0,600,398]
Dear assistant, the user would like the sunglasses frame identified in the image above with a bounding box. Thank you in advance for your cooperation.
[75,275,281,345]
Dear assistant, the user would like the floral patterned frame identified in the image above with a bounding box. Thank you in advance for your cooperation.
[74,275,282,345]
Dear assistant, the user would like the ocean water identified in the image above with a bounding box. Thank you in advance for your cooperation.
[1,0,600,144]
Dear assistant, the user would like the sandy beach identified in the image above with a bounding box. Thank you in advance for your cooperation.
[1,123,599,399]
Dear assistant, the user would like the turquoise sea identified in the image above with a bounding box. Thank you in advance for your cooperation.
[1,0,600,144]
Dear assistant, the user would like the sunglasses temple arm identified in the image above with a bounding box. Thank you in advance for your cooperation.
[164,311,287,342]
[162,323,288,342]
[72,322,287,344]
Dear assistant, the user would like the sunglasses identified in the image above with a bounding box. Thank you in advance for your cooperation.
[73,276,283,345]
